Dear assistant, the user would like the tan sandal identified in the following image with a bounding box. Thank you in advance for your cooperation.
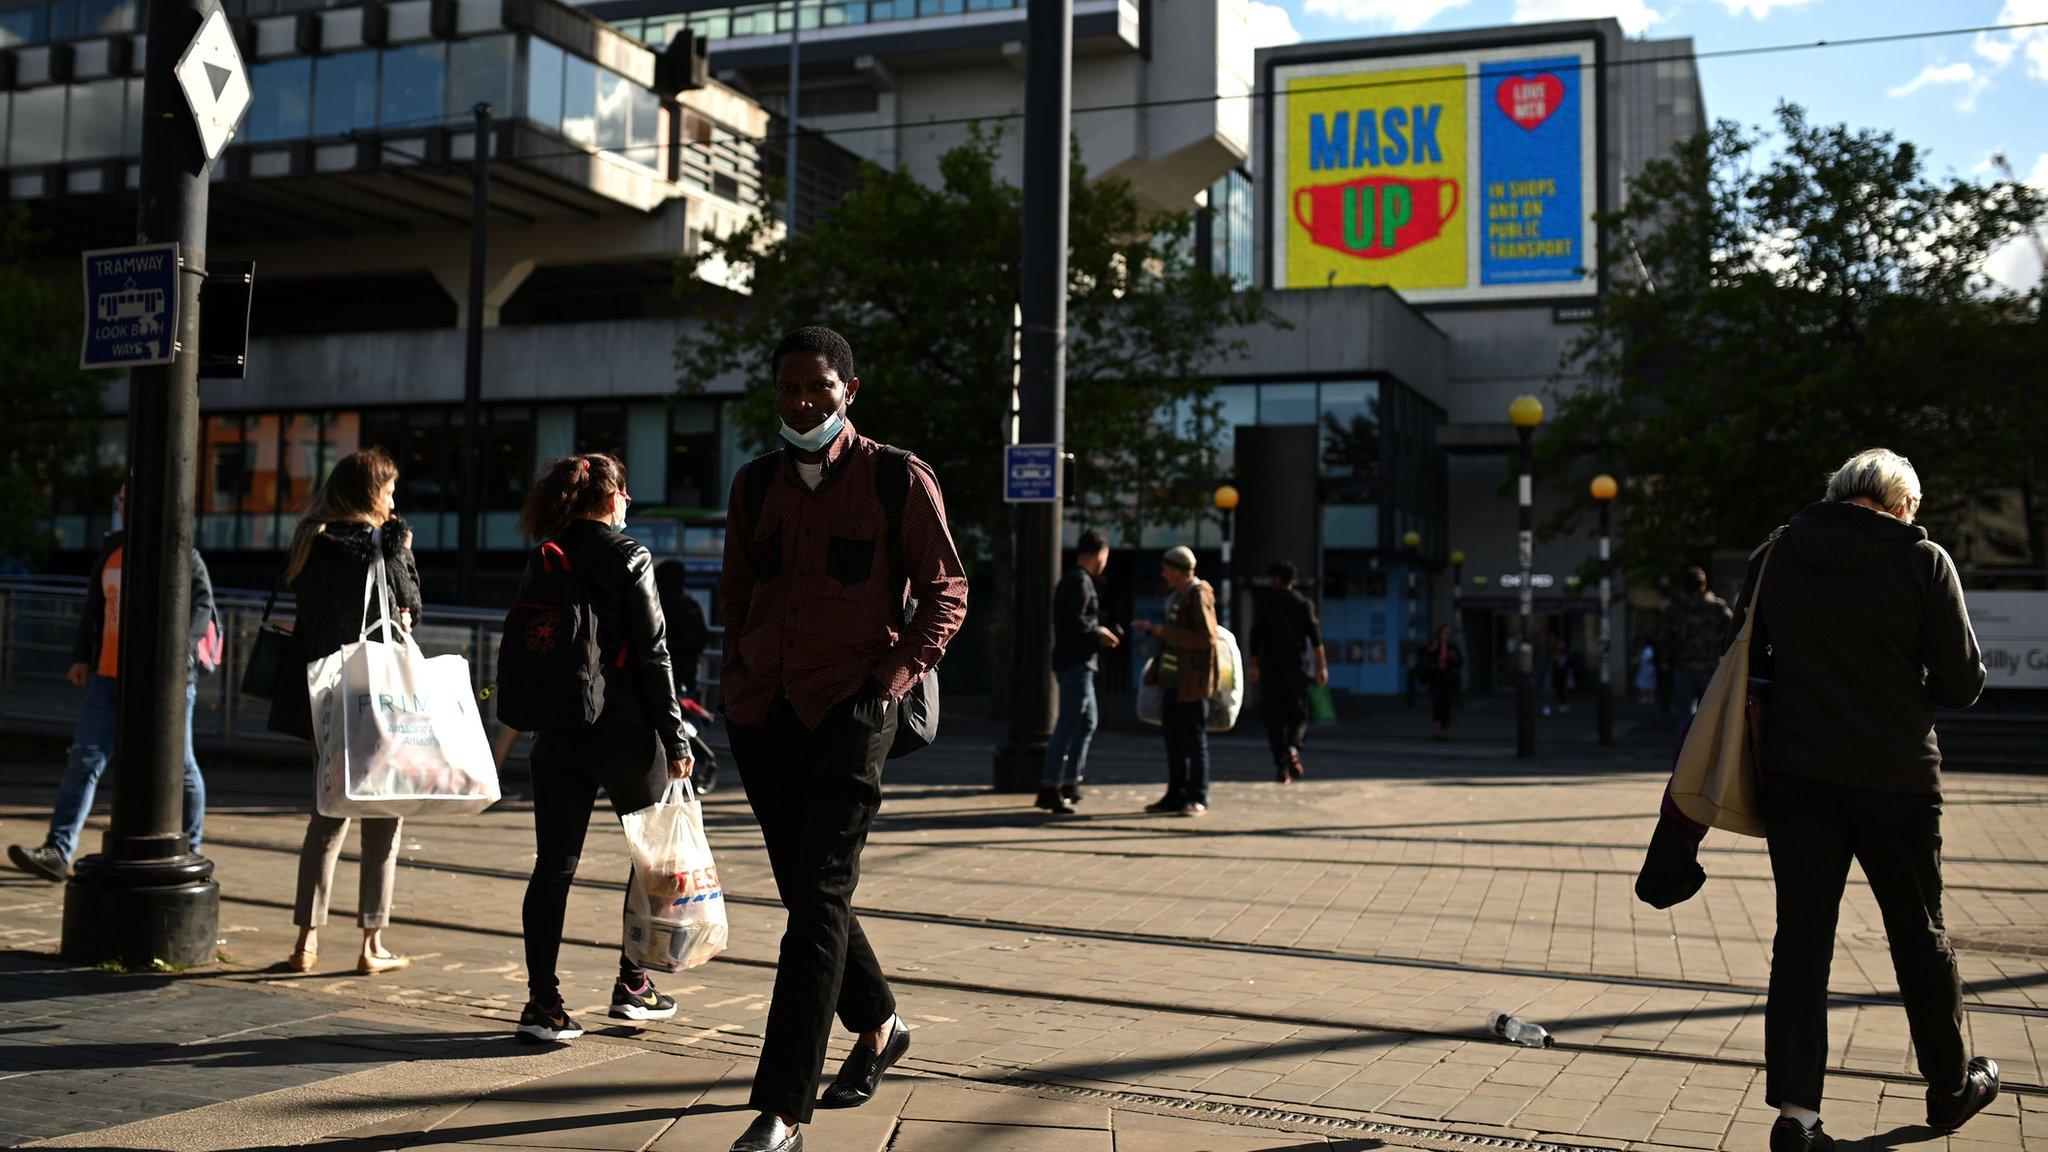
[286,949,317,973]
[356,951,410,975]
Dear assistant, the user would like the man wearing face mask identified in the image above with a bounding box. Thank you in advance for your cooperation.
[720,326,968,1152]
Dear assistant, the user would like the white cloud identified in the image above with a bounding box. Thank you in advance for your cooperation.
[1974,0,2048,82]
[1887,60,1991,112]
[1300,0,1473,32]
[1510,0,1666,36]
[1243,0,1303,47]
[1984,152,2048,296]
[1709,0,1817,16]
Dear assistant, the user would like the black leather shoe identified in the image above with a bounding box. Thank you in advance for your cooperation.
[730,1113,801,1152]
[819,1016,909,1108]
[1061,782,1083,804]
[1034,787,1075,815]
[1928,1056,1999,1131]
[1768,1117,1834,1151]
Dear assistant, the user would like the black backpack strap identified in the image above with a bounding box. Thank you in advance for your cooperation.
[740,451,779,534]
[875,447,912,608]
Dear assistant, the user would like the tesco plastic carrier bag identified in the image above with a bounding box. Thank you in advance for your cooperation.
[620,779,729,973]
[306,533,501,819]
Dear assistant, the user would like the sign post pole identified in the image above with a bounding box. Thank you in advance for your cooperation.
[61,0,233,969]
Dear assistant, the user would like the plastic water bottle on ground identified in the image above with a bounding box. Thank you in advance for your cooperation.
[1490,1012,1554,1048]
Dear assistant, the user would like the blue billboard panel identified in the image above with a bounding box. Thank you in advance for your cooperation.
[1478,56,1586,287]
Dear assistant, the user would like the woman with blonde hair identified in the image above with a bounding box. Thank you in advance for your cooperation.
[268,447,420,976]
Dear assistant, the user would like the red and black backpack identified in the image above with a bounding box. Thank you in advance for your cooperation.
[495,539,610,732]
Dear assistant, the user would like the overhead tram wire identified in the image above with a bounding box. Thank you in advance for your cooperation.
[459,17,2048,169]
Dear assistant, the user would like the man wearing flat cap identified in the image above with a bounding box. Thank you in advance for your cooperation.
[1132,545,1220,817]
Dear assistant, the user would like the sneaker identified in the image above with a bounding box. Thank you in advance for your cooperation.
[1034,788,1076,816]
[1927,1056,1999,1131]
[8,844,68,883]
[610,977,678,1021]
[694,767,717,795]
[1769,1117,1834,1151]
[1061,782,1083,805]
[1143,795,1185,814]
[1286,751,1306,782]
[1177,802,1208,817]
[516,998,585,1042]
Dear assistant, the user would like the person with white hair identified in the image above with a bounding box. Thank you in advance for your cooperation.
[1749,448,1996,1151]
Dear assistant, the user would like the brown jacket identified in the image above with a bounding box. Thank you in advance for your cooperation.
[1150,579,1221,705]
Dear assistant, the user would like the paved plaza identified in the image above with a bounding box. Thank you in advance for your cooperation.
[2,703,2044,1151]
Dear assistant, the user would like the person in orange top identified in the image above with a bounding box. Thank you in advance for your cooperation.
[8,488,219,883]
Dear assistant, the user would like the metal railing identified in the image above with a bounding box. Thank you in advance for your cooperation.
[0,581,720,750]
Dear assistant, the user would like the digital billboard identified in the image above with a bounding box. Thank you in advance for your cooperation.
[1270,41,1600,303]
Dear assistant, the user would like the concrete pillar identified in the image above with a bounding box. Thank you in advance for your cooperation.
[430,259,536,329]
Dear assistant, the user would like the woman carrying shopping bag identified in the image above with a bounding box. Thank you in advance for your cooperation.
[269,447,420,976]
[504,453,695,1044]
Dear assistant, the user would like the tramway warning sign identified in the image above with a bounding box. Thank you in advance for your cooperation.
[81,244,179,369]
[1004,443,1059,503]
[175,8,251,161]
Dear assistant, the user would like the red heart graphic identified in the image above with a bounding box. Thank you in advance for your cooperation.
[1495,73,1564,131]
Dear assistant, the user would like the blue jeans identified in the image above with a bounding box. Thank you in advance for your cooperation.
[1675,668,1714,733]
[1163,698,1210,805]
[48,675,205,861]
[1041,664,1099,788]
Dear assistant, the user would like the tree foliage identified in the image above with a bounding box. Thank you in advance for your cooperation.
[0,205,108,564]
[1536,104,2048,583]
[673,131,1273,560]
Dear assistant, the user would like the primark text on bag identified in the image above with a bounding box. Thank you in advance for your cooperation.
[307,530,501,819]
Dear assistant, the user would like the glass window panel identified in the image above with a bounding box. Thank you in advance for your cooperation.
[1207,385,1258,473]
[64,79,122,160]
[0,0,48,48]
[1258,383,1316,425]
[595,68,628,152]
[694,12,729,37]
[379,42,444,129]
[575,403,626,460]
[447,35,513,119]
[45,0,72,38]
[314,50,378,137]
[10,87,66,165]
[1322,504,1379,550]
[1319,380,1380,483]
[628,85,659,161]
[278,412,327,530]
[534,405,575,463]
[669,402,718,508]
[248,58,312,142]
[525,37,564,129]
[396,408,454,518]
[199,416,245,550]
[560,52,596,145]
[122,76,144,154]
[486,406,534,511]
[73,0,132,34]
[627,402,666,504]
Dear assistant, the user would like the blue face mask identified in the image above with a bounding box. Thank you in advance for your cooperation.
[779,410,845,453]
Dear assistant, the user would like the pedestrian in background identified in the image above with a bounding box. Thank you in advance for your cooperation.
[1751,449,1998,1151]
[719,327,968,1152]
[269,448,418,977]
[1133,546,1219,817]
[1425,625,1463,740]
[510,453,695,1044]
[1544,635,1576,716]
[655,558,718,793]
[1040,528,1118,815]
[8,486,217,883]
[1667,565,1733,723]
[1247,560,1325,784]
[1634,640,1658,704]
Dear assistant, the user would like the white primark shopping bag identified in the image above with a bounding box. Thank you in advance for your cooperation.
[308,534,501,819]
[620,778,729,973]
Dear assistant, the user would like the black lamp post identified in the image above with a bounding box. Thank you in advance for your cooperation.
[1509,395,1544,759]
[1591,473,1618,746]
[1401,529,1421,708]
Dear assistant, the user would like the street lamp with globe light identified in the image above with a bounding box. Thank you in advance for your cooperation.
[1449,549,1467,691]
[1402,529,1422,708]
[1509,395,1544,759]
[1590,473,1618,745]
[1214,484,1240,631]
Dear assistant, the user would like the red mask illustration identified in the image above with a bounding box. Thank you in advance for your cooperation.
[1292,176,1461,260]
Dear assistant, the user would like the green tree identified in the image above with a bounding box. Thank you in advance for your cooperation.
[0,205,108,564]
[1536,103,2048,584]
[675,132,1273,694]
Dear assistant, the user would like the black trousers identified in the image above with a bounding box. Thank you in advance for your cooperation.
[522,725,668,1000]
[1430,673,1456,729]
[1162,698,1210,805]
[730,693,898,1122]
[1763,772,1967,1109]
[1259,677,1308,769]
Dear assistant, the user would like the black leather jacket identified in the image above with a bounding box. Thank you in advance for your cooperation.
[267,517,423,741]
[524,520,690,761]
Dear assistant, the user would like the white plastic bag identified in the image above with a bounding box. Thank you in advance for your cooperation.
[308,535,500,819]
[620,779,729,973]
[1135,629,1245,733]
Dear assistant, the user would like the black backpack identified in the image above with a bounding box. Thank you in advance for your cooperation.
[741,446,939,759]
[495,539,612,732]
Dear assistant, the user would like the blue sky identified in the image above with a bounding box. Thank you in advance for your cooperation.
[1242,0,2048,290]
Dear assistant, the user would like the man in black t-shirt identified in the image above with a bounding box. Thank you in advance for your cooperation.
[1248,561,1328,783]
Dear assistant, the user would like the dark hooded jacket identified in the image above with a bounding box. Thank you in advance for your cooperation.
[266,517,423,741]
[1744,500,1983,793]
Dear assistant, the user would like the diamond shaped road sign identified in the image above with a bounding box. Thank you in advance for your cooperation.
[174,8,251,161]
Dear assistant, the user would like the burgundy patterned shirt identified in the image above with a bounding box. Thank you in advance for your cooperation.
[719,421,969,730]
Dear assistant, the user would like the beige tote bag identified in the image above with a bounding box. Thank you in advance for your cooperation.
[1668,536,1780,839]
